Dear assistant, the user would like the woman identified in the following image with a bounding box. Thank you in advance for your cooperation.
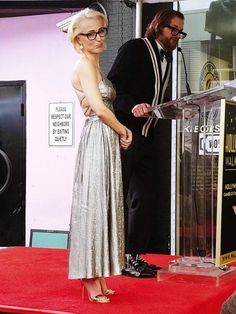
[67,8,132,303]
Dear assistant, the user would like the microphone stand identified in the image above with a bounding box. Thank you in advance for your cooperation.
[178,47,192,95]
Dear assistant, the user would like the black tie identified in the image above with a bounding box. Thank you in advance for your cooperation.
[160,49,171,62]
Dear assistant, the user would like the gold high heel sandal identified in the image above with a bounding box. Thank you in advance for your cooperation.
[104,289,115,296]
[89,295,110,303]
[99,277,115,296]
[81,279,110,303]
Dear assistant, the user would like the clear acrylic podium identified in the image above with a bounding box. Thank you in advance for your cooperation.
[150,80,236,286]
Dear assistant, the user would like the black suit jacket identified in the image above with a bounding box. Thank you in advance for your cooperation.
[108,36,171,136]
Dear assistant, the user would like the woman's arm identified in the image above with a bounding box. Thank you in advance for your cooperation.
[74,58,132,148]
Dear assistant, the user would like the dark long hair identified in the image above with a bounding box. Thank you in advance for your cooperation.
[145,9,184,38]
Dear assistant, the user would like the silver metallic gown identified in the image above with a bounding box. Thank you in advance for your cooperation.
[68,77,125,279]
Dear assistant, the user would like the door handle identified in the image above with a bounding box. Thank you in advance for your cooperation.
[0,149,12,195]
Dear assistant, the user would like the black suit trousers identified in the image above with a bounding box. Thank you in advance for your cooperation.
[121,132,158,255]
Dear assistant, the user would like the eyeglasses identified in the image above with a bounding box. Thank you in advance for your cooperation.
[78,27,108,41]
[164,25,187,39]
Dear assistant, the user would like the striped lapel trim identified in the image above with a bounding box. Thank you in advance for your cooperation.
[142,38,160,137]
[162,60,171,102]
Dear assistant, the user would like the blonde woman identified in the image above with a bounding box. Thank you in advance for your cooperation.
[67,8,132,303]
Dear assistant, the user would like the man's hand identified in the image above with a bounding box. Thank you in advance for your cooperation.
[131,103,151,118]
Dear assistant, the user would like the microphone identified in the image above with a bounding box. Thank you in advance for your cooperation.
[178,47,192,95]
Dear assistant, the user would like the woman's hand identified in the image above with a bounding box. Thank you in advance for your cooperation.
[120,128,132,150]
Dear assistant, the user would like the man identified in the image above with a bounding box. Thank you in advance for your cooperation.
[108,9,186,277]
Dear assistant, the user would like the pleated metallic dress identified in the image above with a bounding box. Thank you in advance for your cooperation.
[68,77,125,279]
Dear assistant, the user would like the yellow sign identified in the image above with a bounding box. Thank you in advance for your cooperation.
[200,61,220,90]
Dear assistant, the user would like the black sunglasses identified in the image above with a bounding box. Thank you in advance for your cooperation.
[164,25,187,39]
[78,27,108,41]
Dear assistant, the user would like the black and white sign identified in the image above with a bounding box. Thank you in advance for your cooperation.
[49,102,73,146]
[199,133,220,155]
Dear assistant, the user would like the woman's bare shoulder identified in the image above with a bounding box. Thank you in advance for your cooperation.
[74,56,94,74]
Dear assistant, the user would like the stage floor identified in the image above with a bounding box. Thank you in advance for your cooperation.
[0,247,235,314]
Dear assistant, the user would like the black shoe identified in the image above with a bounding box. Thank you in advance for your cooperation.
[121,258,156,278]
[136,256,162,272]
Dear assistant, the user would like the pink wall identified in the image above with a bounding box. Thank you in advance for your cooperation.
[0,13,84,245]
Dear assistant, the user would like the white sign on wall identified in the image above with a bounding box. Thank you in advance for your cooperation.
[49,102,73,146]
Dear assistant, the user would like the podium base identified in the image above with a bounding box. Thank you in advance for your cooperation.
[157,257,236,287]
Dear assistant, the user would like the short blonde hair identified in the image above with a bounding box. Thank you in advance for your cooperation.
[68,8,108,51]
